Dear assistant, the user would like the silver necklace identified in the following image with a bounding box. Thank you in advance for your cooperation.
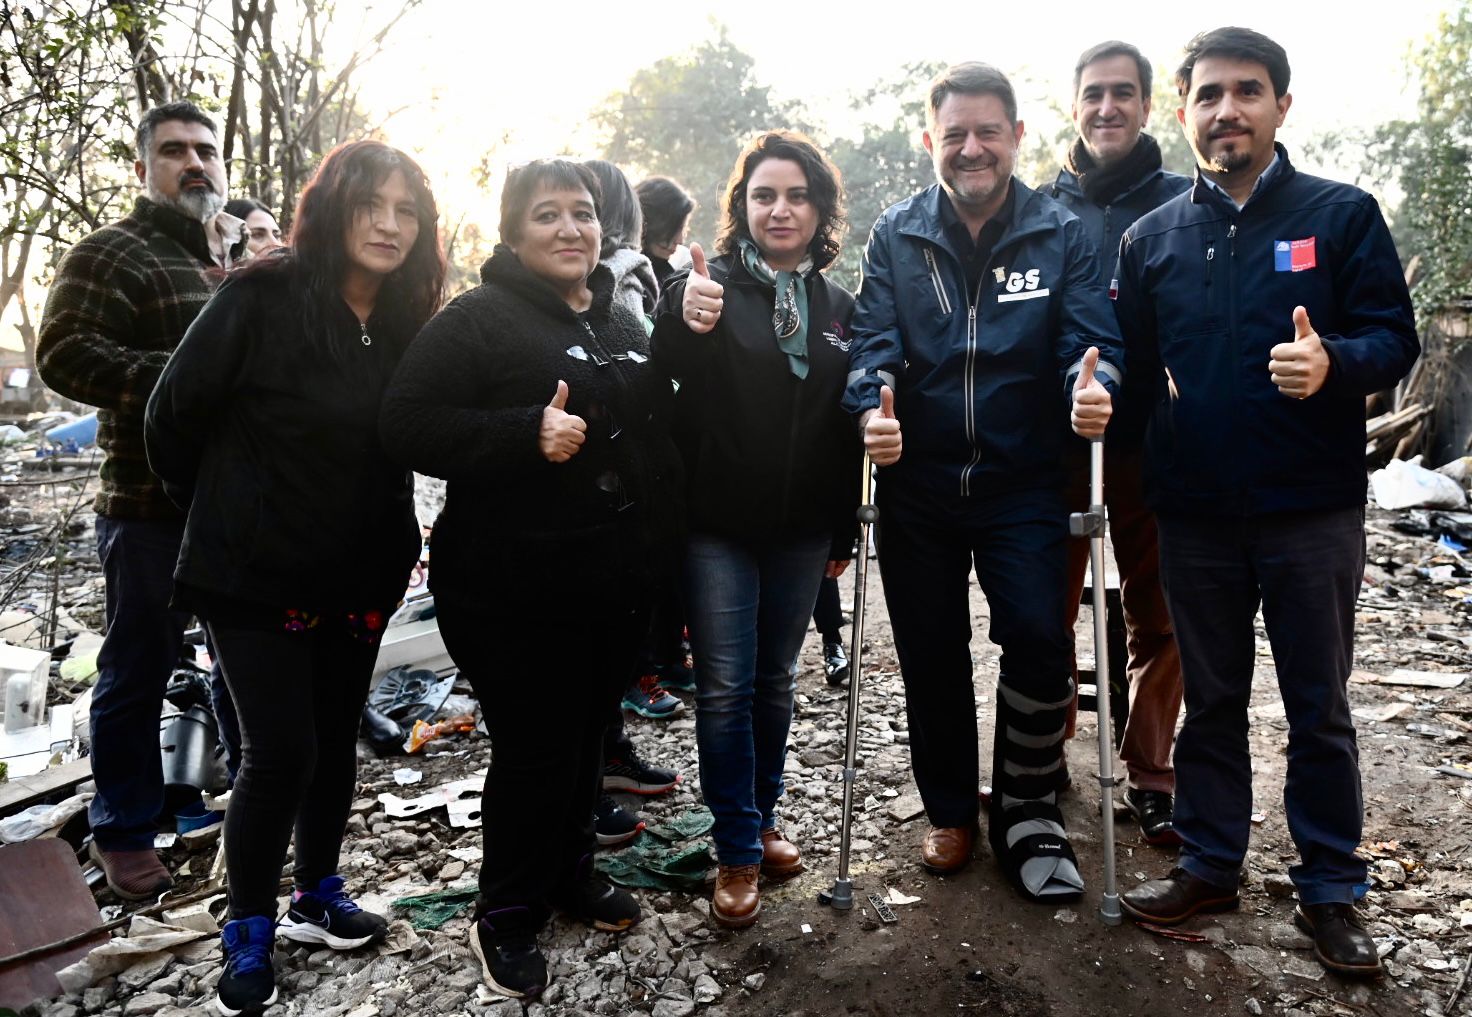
[358,321,372,347]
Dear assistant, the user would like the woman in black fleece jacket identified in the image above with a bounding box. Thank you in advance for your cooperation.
[379,160,682,1002]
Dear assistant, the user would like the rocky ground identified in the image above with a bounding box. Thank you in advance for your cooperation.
[6,465,1472,1016]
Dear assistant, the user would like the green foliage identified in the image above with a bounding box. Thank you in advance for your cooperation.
[594,24,802,249]
[1146,65,1196,178]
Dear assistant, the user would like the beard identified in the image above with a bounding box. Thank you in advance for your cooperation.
[149,172,225,222]
[940,162,1007,212]
[1205,135,1255,175]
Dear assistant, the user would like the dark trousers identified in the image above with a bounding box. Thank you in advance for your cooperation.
[812,575,844,640]
[89,515,190,850]
[1063,445,1182,792]
[876,482,1072,828]
[210,622,379,920]
[438,592,648,928]
[1158,507,1368,904]
[205,634,243,785]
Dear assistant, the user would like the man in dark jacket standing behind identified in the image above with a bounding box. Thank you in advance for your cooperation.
[1049,41,1191,847]
[37,101,243,900]
[1113,28,1417,979]
[843,62,1122,902]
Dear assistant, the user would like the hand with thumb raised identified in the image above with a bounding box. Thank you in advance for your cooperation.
[540,379,587,463]
[862,384,903,466]
[1269,304,1329,399]
[682,241,724,335]
[1071,346,1112,439]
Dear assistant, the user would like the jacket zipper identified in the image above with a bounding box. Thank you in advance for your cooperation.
[580,317,643,508]
[960,272,989,497]
[923,247,953,315]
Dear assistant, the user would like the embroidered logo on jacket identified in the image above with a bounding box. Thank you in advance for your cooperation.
[997,268,1050,303]
[824,320,851,352]
[1274,238,1317,272]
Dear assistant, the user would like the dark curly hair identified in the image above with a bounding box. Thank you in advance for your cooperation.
[714,130,846,272]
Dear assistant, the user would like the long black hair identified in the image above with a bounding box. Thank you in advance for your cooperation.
[635,176,695,255]
[582,160,641,259]
[247,140,446,360]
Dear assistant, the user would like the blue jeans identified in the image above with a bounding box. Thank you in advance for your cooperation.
[89,515,190,850]
[684,532,830,865]
[1159,508,1368,904]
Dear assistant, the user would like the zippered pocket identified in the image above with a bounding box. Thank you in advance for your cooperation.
[922,246,953,316]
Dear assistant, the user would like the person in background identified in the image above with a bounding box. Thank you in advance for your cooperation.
[812,575,849,685]
[636,175,696,290]
[146,140,445,1015]
[37,100,244,903]
[380,159,683,1000]
[655,130,860,928]
[1047,39,1191,846]
[224,197,285,257]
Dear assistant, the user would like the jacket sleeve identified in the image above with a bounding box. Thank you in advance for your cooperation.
[1056,217,1124,401]
[649,271,717,381]
[143,278,251,509]
[841,217,905,418]
[379,303,548,484]
[37,236,173,414]
[1317,194,1419,394]
[1112,227,1163,447]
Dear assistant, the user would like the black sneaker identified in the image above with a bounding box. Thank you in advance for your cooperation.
[655,659,696,693]
[822,639,850,685]
[275,875,388,949]
[602,749,680,795]
[551,875,641,932]
[621,673,684,719]
[469,913,546,999]
[1124,787,1182,847]
[216,916,277,1016]
[594,795,645,847]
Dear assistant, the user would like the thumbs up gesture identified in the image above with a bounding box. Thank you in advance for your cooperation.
[862,384,903,466]
[1070,346,1113,438]
[539,380,587,463]
[1268,305,1330,399]
[681,242,724,334]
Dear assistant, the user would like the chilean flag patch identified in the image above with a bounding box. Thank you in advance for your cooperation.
[1108,278,1118,300]
[1274,237,1317,272]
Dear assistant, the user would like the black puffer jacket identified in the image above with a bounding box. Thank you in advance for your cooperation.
[653,255,860,559]
[380,247,684,605]
[144,263,420,613]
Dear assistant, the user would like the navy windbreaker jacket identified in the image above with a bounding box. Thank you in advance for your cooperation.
[842,180,1124,497]
[1048,164,1192,288]
[1113,145,1419,517]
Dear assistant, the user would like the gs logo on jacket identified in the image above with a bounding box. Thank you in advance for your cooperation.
[842,180,1123,497]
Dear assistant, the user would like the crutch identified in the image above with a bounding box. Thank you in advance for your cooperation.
[1069,436,1121,925]
[821,451,876,911]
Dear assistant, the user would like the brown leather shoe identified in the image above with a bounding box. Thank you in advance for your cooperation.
[712,864,761,928]
[920,825,975,874]
[1120,866,1239,926]
[88,841,173,901]
[760,829,803,878]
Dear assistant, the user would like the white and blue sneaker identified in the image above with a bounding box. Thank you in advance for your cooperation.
[275,875,387,950]
[216,916,277,1015]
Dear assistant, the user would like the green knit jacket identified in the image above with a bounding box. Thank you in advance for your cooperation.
[38,197,237,520]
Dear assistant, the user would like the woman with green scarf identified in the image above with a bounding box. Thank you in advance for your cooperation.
[651,130,860,928]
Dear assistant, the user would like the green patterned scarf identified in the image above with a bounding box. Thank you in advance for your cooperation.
[738,238,813,379]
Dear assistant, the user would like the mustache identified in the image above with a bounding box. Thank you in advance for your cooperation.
[178,171,217,192]
[1208,126,1251,140]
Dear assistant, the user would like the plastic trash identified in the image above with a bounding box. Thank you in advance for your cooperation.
[1370,457,1468,510]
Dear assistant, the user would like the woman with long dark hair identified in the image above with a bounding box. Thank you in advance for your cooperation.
[654,131,860,927]
[380,159,682,1001]
[146,140,445,1016]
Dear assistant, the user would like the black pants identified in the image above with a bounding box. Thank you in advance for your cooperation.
[876,482,1072,827]
[210,622,379,920]
[812,575,844,641]
[437,592,649,928]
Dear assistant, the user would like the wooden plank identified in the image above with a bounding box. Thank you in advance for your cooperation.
[0,757,92,816]
[0,839,107,1010]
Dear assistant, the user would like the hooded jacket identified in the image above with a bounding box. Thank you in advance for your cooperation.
[653,254,860,558]
[842,180,1124,497]
[1114,145,1419,516]
[379,246,684,604]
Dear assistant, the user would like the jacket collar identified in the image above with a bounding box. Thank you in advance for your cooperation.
[481,244,615,322]
[132,196,223,265]
[1051,164,1174,206]
[1189,142,1296,212]
[895,180,1054,262]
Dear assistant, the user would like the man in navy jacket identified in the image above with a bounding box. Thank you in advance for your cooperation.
[1048,40,1191,848]
[844,62,1122,901]
[1112,27,1417,978]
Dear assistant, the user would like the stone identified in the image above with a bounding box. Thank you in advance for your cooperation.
[743,972,766,992]
[652,1000,696,1017]
[886,795,926,823]
[42,1005,80,1017]
[120,994,171,1016]
[1244,1000,1262,1015]
[1267,923,1311,949]
[693,973,722,1003]
[438,859,466,882]
[381,830,418,856]
[117,954,174,990]
[1261,873,1296,898]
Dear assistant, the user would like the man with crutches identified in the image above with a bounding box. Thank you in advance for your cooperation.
[1049,40,1191,847]
[843,62,1122,903]
[1113,28,1417,977]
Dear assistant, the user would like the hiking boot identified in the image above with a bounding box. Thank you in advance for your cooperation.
[1295,902,1384,978]
[594,795,645,848]
[655,659,696,693]
[602,748,680,795]
[621,673,684,720]
[275,875,387,949]
[712,863,761,928]
[89,841,173,901]
[469,911,546,999]
[216,916,278,1016]
[551,874,641,932]
[760,828,804,878]
[822,639,850,685]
